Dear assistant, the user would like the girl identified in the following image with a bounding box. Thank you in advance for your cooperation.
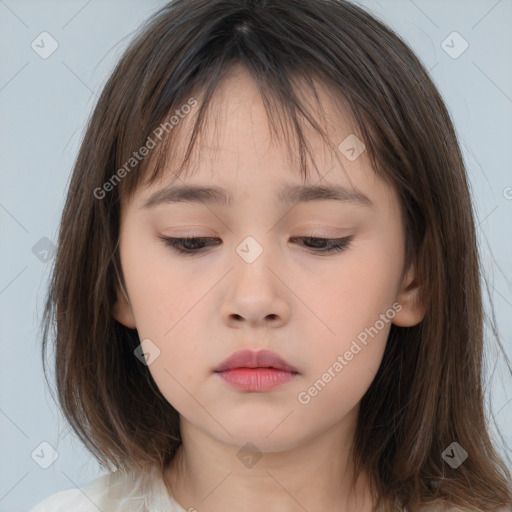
[30,0,512,511]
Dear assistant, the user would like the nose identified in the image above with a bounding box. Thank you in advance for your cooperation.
[220,241,291,329]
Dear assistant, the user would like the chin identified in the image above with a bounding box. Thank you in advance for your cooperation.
[214,424,305,454]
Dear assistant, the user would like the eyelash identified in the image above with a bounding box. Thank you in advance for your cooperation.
[159,235,354,255]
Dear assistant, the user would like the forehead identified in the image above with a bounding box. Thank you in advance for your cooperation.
[194,64,357,159]
[130,64,380,209]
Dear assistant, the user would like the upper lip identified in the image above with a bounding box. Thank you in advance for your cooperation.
[214,349,299,373]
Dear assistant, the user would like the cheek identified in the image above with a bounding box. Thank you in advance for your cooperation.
[295,298,391,426]
[298,235,401,396]
[304,236,402,336]
[120,243,209,383]
[120,234,190,336]
[300,317,390,406]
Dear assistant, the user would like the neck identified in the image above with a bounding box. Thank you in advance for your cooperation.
[163,412,375,512]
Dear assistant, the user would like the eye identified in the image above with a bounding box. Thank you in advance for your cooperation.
[292,236,354,254]
[159,236,221,254]
[159,235,354,255]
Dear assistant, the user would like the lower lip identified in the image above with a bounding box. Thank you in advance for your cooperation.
[215,368,297,392]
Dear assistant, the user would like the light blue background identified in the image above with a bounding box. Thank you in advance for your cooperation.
[1,1,511,510]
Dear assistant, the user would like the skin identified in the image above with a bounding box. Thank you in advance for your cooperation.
[112,64,425,512]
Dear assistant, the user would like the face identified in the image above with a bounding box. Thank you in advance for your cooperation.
[113,64,424,454]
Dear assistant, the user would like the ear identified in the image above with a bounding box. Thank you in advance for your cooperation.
[392,262,426,327]
[112,284,137,329]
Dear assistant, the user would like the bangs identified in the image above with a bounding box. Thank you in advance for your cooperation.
[117,63,366,206]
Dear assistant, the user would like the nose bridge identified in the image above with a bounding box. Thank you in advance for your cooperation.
[230,195,283,261]
[230,232,274,285]
[223,192,289,278]
[218,217,293,328]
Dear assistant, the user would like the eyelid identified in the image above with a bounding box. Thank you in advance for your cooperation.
[158,234,354,256]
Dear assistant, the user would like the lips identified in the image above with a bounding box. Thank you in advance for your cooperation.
[214,349,299,392]
[213,349,299,374]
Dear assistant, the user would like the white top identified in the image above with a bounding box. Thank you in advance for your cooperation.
[28,464,187,512]
[29,464,412,511]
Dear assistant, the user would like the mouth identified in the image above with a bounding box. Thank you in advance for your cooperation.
[213,349,299,392]
[215,367,298,392]
[213,348,299,373]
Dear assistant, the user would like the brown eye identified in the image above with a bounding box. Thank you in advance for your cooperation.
[159,236,220,254]
[290,236,354,254]
[158,236,354,256]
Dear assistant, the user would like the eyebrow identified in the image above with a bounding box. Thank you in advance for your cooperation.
[141,183,373,209]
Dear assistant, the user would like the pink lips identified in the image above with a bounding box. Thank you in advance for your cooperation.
[214,349,299,392]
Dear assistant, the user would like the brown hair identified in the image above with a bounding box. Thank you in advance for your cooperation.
[41,0,512,510]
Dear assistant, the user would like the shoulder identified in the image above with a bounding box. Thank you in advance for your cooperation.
[28,489,90,512]
[28,465,186,512]
[28,472,111,512]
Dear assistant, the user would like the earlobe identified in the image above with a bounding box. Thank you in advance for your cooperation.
[392,262,426,327]
[112,289,137,329]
